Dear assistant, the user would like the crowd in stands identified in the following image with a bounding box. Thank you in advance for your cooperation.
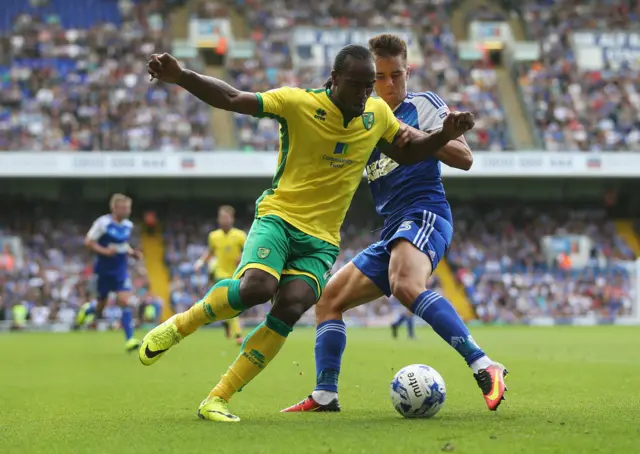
[6,0,640,154]
[447,205,636,323]
[229,0,511,152]
[518,0,640,151]
[1,201,637,328]
[0,0,212,152]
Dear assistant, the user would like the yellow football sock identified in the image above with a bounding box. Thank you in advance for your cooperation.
[209,314,292,402]
[229,318,242,338]
[175,279,245,337]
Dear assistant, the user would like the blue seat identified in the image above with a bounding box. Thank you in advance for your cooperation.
[0,0,122,31]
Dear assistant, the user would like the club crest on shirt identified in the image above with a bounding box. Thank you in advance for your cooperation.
[362,112,374,130]
[397,221,413,232]
[257,247,271,259]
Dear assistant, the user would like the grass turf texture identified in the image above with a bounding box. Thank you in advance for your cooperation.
[2,326,640,454]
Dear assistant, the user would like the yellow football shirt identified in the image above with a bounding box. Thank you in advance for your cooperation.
[254,87,400,246]
[208,228,247,279]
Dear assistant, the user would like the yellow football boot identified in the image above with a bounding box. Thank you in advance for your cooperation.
[197,396,240,423]
[138,315,183,366]
[125,337,141,353]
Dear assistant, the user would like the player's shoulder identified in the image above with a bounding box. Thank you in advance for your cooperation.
[263,86,305,99]
[209,228,223,239]
[300,87,332,106]
[93,214,112,227]
[366,96,392,112]
[231,227,247,238]
[406,91,449,110]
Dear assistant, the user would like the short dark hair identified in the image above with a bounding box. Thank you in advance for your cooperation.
[368,34,408,62]
[324,44,373,89]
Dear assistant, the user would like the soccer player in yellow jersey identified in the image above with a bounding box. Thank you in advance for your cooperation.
[140,44,474,422]
[194,205,247,345]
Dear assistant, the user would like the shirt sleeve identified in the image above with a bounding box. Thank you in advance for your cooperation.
[86,216,107,241]
[414,92,450,133]
[380,101,402,144]
[255,86,300,119]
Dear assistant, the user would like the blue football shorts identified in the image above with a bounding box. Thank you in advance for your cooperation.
[96,274,132,299]
[352,210,452,296]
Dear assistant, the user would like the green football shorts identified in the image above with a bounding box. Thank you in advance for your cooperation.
[234,215,339,300]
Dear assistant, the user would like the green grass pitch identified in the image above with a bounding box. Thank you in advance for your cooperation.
[2,326,640,453]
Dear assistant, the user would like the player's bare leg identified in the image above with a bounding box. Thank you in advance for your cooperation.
[199,279,314,422]
[388,239,507,411]
[282,263,383,412]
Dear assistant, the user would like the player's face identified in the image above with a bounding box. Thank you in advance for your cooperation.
[218,210,234,229]
[113,201,131,219]
[332,58,375,118]
[374,55,409,109]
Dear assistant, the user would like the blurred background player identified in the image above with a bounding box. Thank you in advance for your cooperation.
[390,296,415,340]
[76,194,143,352]
[283,34,505,414]
[194,205,247,345]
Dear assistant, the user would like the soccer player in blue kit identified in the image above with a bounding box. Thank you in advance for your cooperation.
[76,194,142,352]
[283,35,507,413]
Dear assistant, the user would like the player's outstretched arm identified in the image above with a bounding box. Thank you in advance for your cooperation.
[194,250,213,272]
[84,237,116,257]
[434,135,473,171]
[381,112,475,165]
[147,53,258,116]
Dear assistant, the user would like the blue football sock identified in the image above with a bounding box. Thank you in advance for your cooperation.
[314,320,347,393]
[410,290,485,365]
[121,307,134,341]
[407,315,415,339]
[153,302,163,323]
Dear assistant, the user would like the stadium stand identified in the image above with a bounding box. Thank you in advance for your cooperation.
[447,204,636,322]
[517,0,640,151]
[0,0,212,152]
[3,0,638,154]
[224,0,512,151]
[3,199,634,327]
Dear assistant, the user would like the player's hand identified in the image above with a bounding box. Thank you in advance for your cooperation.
[193,259,204,271]
[103,247,117,257]
[131,249,143,260]
[148,53,183,84]
[441,111,475,140]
